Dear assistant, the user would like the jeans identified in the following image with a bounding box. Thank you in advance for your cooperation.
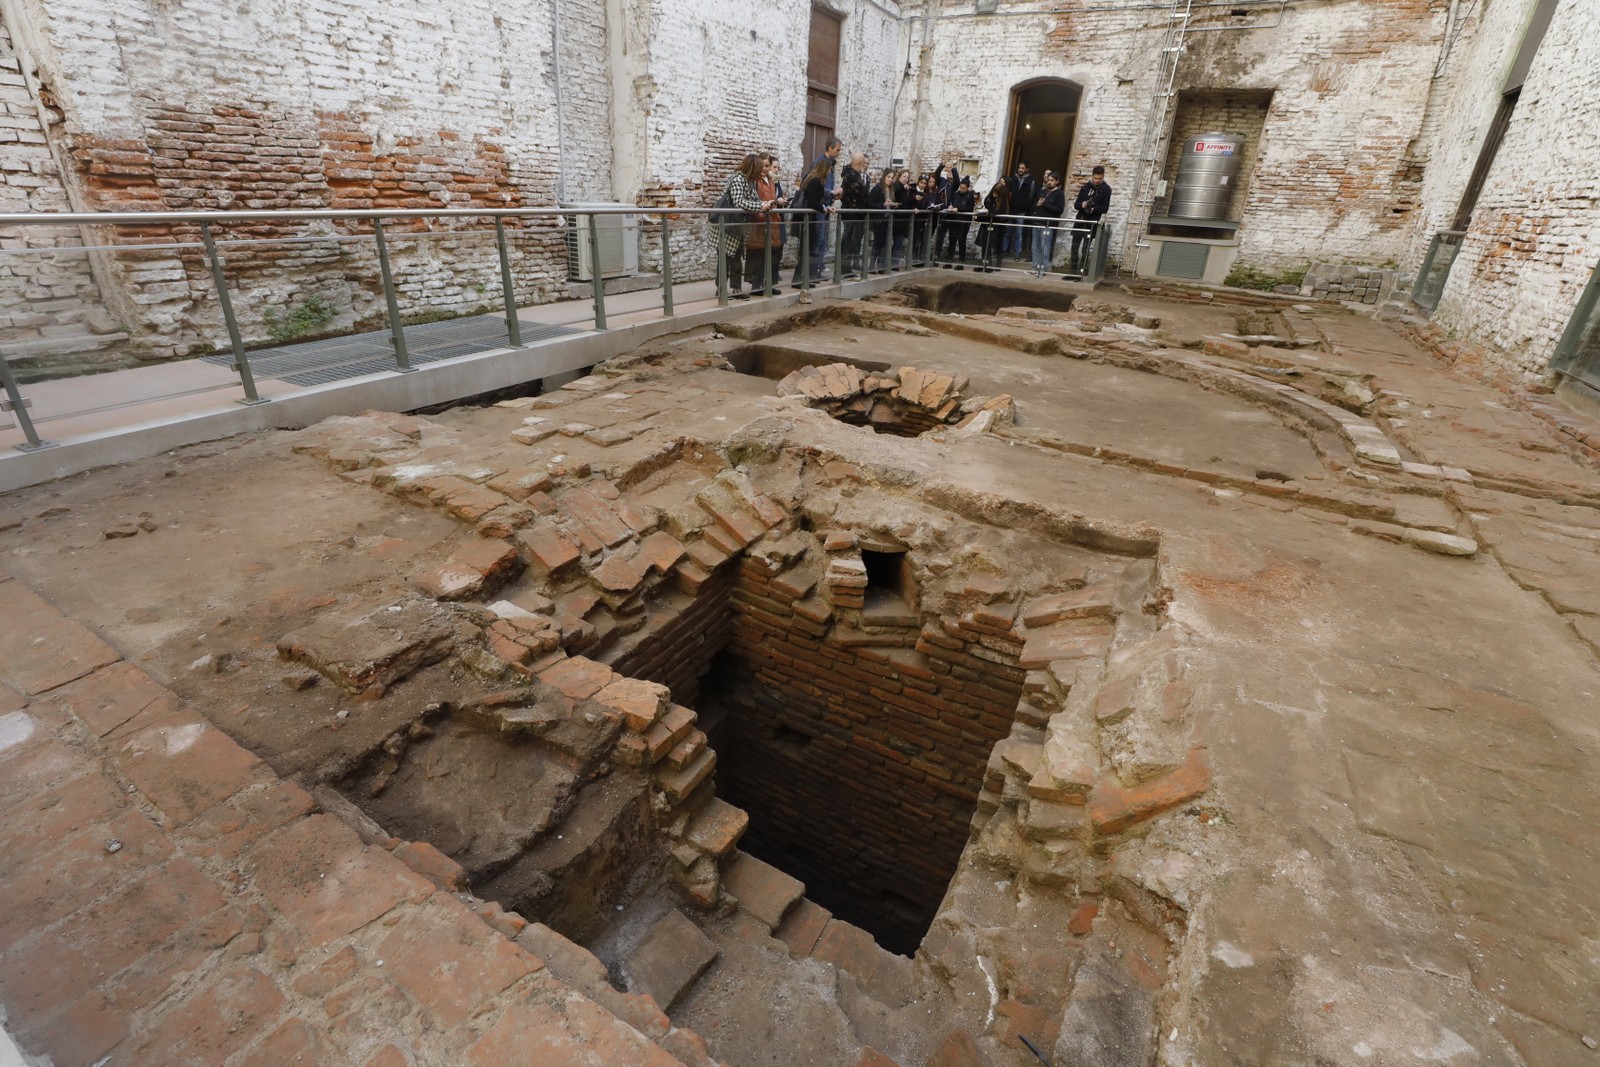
[793,218,826,283]
[842,220,866,272]
[1004,219,1028,256]
[1031,229,1056,272]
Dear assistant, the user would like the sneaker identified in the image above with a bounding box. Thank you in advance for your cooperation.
[954,264,965,271]
[731,291,751,300]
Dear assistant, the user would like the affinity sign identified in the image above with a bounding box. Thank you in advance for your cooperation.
[1193,140,1236,155]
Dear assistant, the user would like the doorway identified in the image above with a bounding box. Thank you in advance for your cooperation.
[1005,80,1082,186]
[803,7,842,169]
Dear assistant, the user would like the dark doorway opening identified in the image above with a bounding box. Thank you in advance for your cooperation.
[1005,80,1082,185]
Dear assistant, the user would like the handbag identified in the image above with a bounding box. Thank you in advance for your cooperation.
[710,184,741,227]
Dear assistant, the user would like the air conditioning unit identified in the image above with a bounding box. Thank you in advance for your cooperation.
[563,203,640,281]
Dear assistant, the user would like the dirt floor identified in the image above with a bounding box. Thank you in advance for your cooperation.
[3,277,1600,1066]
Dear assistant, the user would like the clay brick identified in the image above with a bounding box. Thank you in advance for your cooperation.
[387,839,468,891]
[47,662,172,738]
[1019,626,1113,669]
[517,526,582,574]
[466,983,681,1067]
[455,535,522,579]
[558,487,634,547]
[594,677,670,732]
[125,964,286,1065]
[376,896,540,1026]
[684,797,749,857]
[539,656,617,699]
[111,707,272,825]
[248,815,433,947]
[1090,748,1212,835]
[593,550,649,594]
[0,581,122,696]
[638,530,687,573]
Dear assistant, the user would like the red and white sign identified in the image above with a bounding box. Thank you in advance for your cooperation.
[1193,140,1236,155]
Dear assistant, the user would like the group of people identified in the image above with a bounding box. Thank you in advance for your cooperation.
[714,140,1113,298]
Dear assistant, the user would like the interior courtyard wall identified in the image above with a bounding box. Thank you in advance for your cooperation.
[0,0,570,358]
[1421,0,1600,381]
[894,0,1448,270]
[0,12,121,353]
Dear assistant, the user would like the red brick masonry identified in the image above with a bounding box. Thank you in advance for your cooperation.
[0,569,720,1067]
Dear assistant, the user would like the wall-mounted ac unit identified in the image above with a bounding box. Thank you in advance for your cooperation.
[564,203,640,281]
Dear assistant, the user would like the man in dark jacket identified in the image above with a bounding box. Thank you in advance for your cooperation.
[840,152,869,277]
[1069,166,1113,276]
[1004,161,1037,260]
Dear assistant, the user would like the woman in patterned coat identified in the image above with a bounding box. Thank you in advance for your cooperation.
[718,153,771,300]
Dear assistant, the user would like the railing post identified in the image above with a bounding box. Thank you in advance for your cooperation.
[799,216,811,292]
[832,211,844,285]
[0,352,51,451]
[199,221,267,404]
[660,215,675,316]
[860,215,871,277]
[371,219,414,372]
[762,224,774,297]
[715,221,729,307]
[493,218,523,348]
[586,212,607,330]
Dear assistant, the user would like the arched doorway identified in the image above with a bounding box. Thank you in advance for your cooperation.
[1004,80,1082,183]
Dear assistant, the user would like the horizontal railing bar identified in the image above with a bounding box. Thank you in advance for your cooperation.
[0,206,814,228]
[0,205,1098,230]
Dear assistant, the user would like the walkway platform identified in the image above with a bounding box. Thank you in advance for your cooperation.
[0,271,942,493]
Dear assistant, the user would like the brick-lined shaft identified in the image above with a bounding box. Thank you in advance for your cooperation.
[713,557,1025,956]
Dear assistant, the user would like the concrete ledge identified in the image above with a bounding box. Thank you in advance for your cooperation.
[0,270,931,494]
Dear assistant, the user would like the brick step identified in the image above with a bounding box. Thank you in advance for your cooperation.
[720,850,805,931]
[620,909,721,1012]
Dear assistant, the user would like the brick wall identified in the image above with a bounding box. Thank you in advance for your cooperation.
[1157,91,1272,222]
[3,0,567,360]
[1418,0,1600,381]
[0,13,122,363]
[607,569,735,710]
[714,553,1025,955]
[895,0,1448,270]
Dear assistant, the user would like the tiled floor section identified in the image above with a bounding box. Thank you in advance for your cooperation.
[0,569,719,1066]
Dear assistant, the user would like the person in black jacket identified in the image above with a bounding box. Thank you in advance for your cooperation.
[974,180,1008,273]
[840,153,869,278]
[1029,172,1066,276]
[940,177,975,268]
[792,156,834,285]
[1069,165,1113,276]
[1004,161,1037,260]
[868,169,899,273]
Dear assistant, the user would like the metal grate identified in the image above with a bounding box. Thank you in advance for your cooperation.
[204,315,580,386]
[1157,240,1210,280]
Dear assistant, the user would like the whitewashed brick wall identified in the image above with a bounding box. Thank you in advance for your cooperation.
[1419,0,1600,381]
[893,0,1449,270]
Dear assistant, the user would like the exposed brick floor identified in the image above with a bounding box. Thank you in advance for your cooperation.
[0,567,716,1066]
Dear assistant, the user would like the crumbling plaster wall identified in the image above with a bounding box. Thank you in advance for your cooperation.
[0,10,121,356]
[895,0,1448,269]
[1418,0,1600,381]
[1,0,570,358]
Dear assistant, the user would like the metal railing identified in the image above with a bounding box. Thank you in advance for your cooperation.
[1412,228,1467,311]
[0,202,1112,453]
[1550,255,1600,390]
[0,204,781,451]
